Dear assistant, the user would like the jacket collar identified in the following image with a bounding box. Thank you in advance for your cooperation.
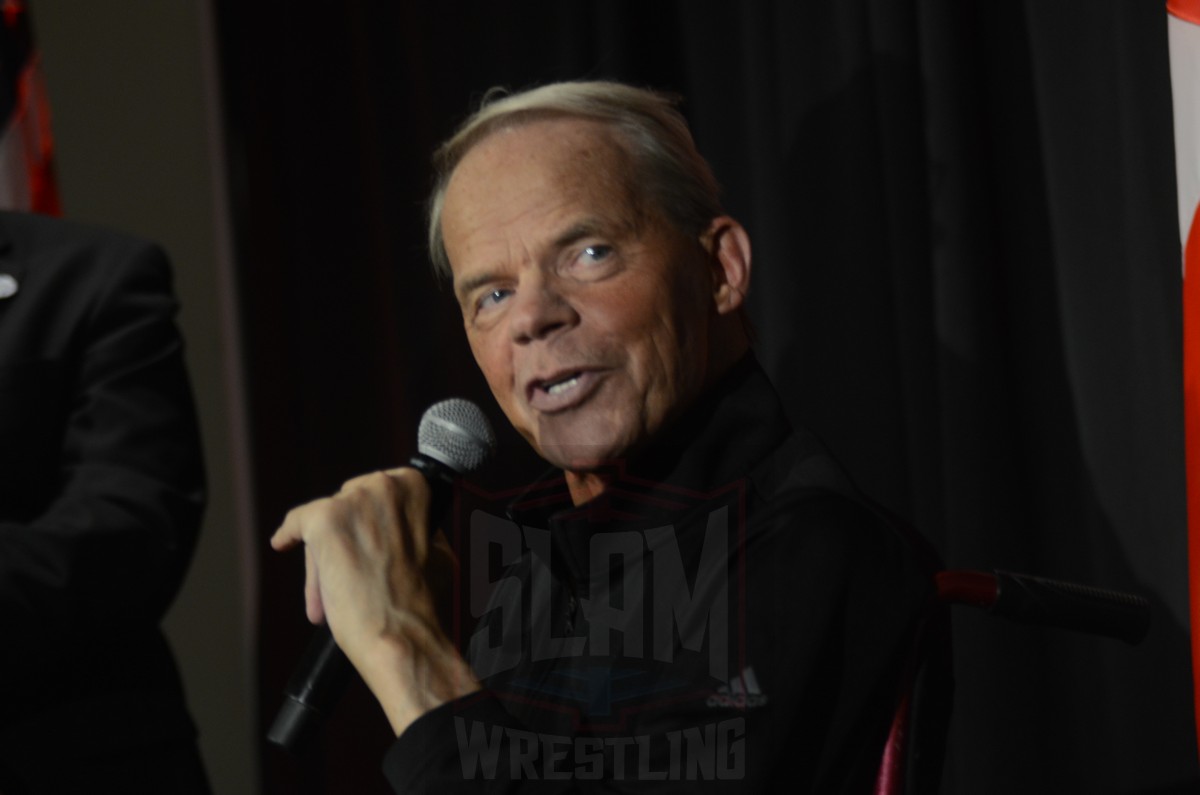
[0,211,18,257]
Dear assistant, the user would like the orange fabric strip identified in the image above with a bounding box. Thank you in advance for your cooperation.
[1170,0,1200,25]
[1185,198,1200,756]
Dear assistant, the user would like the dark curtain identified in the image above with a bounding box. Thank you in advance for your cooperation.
[214,1,1197,792]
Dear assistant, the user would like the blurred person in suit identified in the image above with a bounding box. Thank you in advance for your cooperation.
[0,211,210,793]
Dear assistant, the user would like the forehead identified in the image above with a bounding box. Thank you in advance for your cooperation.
[451,116,633,193]
[441,118,641,257]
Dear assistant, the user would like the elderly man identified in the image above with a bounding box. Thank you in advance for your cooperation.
[272,81,933,792]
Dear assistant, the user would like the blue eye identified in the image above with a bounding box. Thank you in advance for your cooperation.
[582,245,612,263]
[477,288,512,312]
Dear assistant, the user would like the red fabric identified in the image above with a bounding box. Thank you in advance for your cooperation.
[873,691,911,795]
[0,2,59,215]
[1169,0,1200,760]
[1170,0,1200,25]
[1185,197,1200,759]
[22,58,59,216]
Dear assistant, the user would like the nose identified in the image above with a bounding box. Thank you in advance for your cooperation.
[508,273,577,343]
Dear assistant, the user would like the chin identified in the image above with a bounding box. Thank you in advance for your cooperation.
[524,404,643,471]
[536,442,621,472]
[532,424,634,472]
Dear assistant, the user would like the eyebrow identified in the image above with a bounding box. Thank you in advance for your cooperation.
[454,270,498,302]
[552,218,607,249]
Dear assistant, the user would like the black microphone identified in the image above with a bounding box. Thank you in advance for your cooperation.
[267,398,496,753]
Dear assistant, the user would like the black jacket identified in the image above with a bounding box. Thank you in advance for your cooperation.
[385,356,933,792]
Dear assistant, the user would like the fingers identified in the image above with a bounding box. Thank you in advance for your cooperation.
[379,467,434,558]
[269,499,332,623]
[269,509,302,551]
[268,467,476,735]
[305,546,324,625]
[269,468,438,639]
[271,469,427,560]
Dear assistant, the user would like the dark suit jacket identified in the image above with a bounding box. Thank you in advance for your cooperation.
[0,212,209,793]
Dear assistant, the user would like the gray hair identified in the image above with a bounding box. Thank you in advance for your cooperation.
[427,80,724,279]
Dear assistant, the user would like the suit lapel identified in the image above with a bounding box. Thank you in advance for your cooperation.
[0,213,25,305]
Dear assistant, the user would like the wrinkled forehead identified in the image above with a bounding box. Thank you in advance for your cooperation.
[448,116,637,200]
[441,118,648,259]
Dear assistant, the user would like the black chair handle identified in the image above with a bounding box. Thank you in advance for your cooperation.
[935,569,1151,645]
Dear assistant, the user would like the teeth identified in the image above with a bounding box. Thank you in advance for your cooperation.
[546,375,580,395]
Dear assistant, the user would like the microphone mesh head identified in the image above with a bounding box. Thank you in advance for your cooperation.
[417,398,496,473]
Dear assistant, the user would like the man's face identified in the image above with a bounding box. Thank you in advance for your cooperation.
[441,118,718,473]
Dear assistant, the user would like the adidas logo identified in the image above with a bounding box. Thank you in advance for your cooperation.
[706,666,768,708]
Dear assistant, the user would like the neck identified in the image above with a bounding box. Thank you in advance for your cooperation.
[565,470,609,505]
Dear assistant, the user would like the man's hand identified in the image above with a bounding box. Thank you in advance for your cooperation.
[270,468,479,736]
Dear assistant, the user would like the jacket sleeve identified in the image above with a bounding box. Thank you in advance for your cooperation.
[0,235,206,686]
[384,691,582,794]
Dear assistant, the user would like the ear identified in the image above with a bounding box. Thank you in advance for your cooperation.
[701,216,752,315]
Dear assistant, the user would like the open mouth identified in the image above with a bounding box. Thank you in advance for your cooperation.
[542,372,582,396]
[527,369,601,412]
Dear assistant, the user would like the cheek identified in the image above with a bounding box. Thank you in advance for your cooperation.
[468,334,513,400]
[641,286,710,397]
[604,294,693,395]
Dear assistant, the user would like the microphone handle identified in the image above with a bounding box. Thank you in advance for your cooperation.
[265,627,351,752]
[266,453,457,753]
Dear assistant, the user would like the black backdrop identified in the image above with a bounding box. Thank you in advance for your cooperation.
[215,1,1198,792]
